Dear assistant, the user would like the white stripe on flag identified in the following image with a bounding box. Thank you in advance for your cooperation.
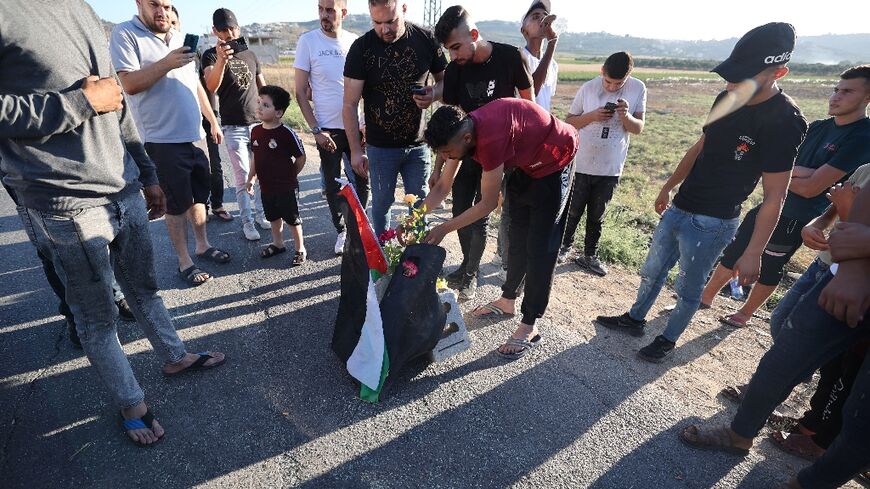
[346,276,385,391]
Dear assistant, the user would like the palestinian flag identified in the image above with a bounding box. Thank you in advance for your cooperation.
[332,183,389,402]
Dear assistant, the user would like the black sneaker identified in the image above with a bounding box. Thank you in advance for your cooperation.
[637,335,676,363]
[556,246,571,264]
[445,266,467,289]
[595,312,647,337]
[584,256,608,276]
[67,318,82,349]
[457,273,477,301]
[116,298,135,322]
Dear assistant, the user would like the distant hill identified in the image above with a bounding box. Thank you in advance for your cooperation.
[101,14,870,65]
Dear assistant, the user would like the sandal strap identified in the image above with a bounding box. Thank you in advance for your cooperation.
[189,352,213,369]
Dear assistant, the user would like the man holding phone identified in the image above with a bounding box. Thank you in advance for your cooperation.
[203,8,268,242]
[561,51,647,275]
[111,0,230,287]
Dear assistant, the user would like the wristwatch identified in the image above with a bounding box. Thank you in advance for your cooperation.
[310,127,322,135]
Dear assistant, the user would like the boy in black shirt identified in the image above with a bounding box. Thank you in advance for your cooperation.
[246,86,308,266]
[431,5,534,300]
[596,23,808,363]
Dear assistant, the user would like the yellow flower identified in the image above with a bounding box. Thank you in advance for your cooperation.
[403,194,419,205]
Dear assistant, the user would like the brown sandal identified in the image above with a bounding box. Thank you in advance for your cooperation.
[768,431,824,462]
[679,424,750,456]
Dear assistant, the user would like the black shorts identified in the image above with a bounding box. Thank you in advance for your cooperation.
[144,140,211,215]
[262,189,301,225]
[720,205,808,286]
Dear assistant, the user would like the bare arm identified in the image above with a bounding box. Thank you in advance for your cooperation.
[203,45,230,93]
[621,110,645,135]
[424,164,503,244]
[117,47,194,95]
[422,158,461,213]
[655,135,705,215]
[733,170,791,285]
[294,69,320,131]
[788,164,848,198]
[818,185,870,326]
[342,77,367,175]
[412,70,445,109]
[518,87,534,101]
[530,41,557,96]
[196,83,222,144]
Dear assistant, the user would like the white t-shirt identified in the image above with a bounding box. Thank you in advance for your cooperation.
[569,76,646,176]
[293,29,358,130]
[523,46,558,111]
[110,17,204,144]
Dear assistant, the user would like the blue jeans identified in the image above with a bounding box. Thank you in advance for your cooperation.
[18,192,187,409]
[629,207,738,342]
[366,144,431,235]
[729,271,870,488]
[769,256,830,340]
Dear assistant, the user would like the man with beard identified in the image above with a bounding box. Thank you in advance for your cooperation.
[431,5,533,300]
[342,0,448,235]
[295,0,370,256]
[110,0,230,287]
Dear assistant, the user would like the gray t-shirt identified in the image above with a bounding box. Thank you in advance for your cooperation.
[110,16,205,144]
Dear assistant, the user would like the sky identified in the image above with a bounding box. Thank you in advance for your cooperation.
[87,0,867,41]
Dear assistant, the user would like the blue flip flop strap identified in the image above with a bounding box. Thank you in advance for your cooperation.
[123,418,147,430]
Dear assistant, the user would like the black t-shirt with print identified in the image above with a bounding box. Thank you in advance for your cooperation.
[344,23,448,147]
[202,48,261,126]
[673,90,808,219]
[442,42,533,113]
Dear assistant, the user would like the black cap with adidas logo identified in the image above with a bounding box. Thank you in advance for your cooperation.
[711,22,796,83]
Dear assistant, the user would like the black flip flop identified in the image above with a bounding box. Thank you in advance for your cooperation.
[179,265,211,286]
[120,408,163,447]
[163,352,226,377]
[196,247,231,264]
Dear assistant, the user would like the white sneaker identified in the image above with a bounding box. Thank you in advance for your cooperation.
[257,218,272,230]
[334,231,346,256]
[243,222,261,241]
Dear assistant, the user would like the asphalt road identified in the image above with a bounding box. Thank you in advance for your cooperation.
[0,139,843,488]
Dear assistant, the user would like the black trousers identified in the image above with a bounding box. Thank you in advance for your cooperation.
[202,115,224,210]
[801,341,869,449]
[451,158,488,276]
[561,173,619,257]
[319,129,370,233]
[501,166,573,325]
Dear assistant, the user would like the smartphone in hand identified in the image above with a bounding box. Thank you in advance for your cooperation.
[225,37,249,54]
[183,33,199,53]
[410,83,427,96]
[604,102,618,113]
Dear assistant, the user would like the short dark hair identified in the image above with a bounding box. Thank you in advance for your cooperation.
[424,105,468,149]
[435,5,471,45]
[841,64,870,89]
[603,51,633,79]
[171,5,178,17]
[258,85,291,113]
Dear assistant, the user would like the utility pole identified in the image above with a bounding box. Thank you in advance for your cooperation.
[423,0,441,28]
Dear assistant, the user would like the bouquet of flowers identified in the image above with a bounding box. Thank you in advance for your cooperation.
[378,194,430,276]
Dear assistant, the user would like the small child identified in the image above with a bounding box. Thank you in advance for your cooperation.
[246,85,307,266]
